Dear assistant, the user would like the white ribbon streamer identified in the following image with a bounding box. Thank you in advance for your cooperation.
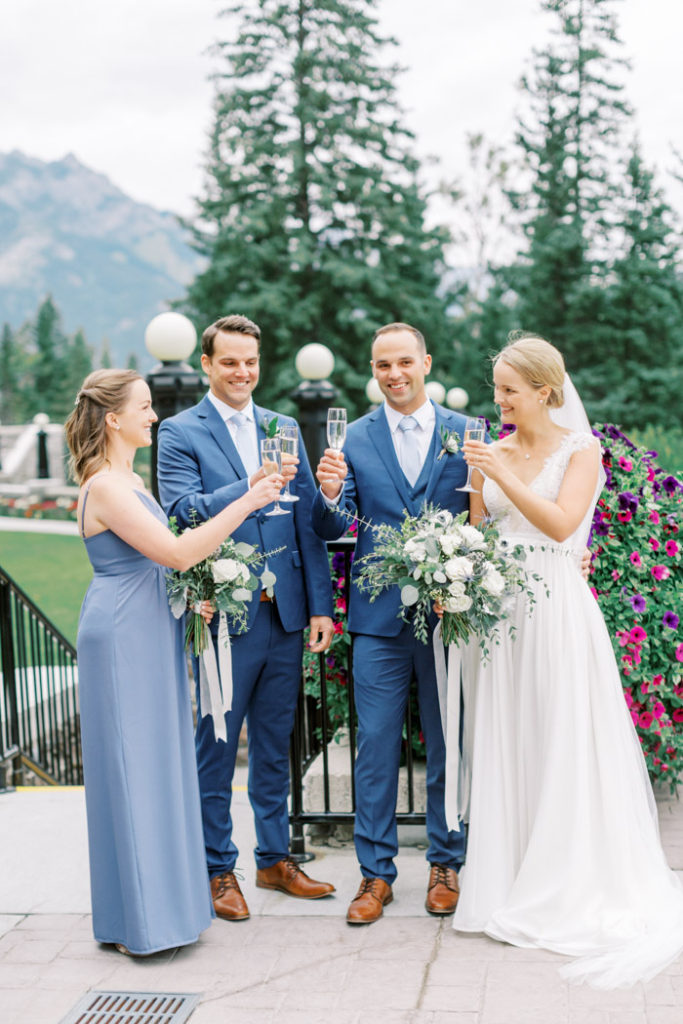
[433,623,477,832]
[196,609,233,744]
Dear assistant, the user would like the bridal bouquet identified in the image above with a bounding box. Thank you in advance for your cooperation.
[355,506,536,650]
[166,514,279,656]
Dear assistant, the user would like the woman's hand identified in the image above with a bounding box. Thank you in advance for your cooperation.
[248,472,285,511]
[463,439,505,484]
[433,600,444,619]
[316,448,347,499]
[199,600,215,625]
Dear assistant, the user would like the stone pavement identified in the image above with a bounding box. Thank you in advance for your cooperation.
[1,778,683,1024]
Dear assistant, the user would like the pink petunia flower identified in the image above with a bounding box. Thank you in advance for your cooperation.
[665,540,680,557]
[630,626,647,643]
[612,569,620,581]
[673,708,683,724]
[653,702,665,720]
[676,644,683,663]
[619,457,633,471]
[649,510,661,524]
[648,537,660,552]
[589,586,598,600]
[624,690,633,708]
[653,675,664,687]
[640,681,649,695]
[639,711,654,728]
[629,551,642,567]
[617,511,632,523]
[652,565,670,580]
[631,710,640,726]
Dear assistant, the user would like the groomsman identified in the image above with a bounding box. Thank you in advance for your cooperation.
[158,313,335,920]
[312,322,469,924]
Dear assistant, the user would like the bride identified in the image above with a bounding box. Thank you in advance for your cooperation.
[449,334,683,987]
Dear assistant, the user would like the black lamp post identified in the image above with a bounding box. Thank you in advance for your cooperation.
[34,413,50,479]
[145,313,206,501]
[290,343,337,466]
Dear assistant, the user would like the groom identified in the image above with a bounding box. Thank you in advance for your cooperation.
[312,322,469,924]
[157,313,335,921]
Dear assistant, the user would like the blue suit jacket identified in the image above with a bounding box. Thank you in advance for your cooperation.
[311,401,470,637]
[157,396,333,634]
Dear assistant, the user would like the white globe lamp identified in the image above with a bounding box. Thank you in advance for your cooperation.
[447,386,469,410]
[365,377,383,405]
[295,343,335,381]
[145,312,197,363]
[425,381,446,405]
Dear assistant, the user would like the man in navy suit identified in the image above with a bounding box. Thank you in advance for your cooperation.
[158,314,335,921]
[312,322,469,924]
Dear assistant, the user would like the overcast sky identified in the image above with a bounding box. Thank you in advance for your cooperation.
[3,0,682,224]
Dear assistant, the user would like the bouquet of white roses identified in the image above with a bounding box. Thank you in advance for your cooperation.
[166,513,282,742]
[166,515,278,656]
[354,505,537,651]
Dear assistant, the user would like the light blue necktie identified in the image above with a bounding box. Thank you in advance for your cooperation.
[398,415,422,486]
[230,411,258,476]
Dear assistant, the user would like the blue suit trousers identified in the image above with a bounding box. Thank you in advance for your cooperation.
[194,602,303,877]
[352,625,466,884]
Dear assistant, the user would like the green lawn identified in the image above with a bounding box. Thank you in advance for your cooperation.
[0,533,92,646]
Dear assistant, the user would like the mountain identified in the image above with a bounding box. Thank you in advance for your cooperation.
[0,151,204,366]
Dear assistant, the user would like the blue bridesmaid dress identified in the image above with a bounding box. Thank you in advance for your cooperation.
[77,486,213,954]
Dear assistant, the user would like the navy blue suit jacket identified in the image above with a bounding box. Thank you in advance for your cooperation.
[157,395,333,634]
[311,401,469,637]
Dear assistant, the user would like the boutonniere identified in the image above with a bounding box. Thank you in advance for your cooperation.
[261,415,279,438]
[437,426,461,461]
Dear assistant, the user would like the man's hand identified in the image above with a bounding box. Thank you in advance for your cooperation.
[280,452,299,483]
[316,449,347,500]
[581,546,591,582]
[308,615,335,653]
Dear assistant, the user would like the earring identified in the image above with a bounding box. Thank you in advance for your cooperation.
[113,424,120,430]
[539,399,544,404]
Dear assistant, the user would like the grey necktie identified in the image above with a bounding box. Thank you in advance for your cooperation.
[398,415,422,486]
[230,411,258,476]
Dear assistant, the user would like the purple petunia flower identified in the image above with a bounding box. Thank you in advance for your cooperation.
[630,594,647,613]
[593,521,610,536]
[662,475,681,495]
[663,612,680,630]
[618,491,639,513]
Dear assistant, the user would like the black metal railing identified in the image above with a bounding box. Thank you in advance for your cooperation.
[0,566,82,787]
[289,538,426,855]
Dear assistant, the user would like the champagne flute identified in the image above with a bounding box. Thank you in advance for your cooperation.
[278,424,300,503]
[327,407,347,451]
[260,437,290,516]
[457,417,487,493]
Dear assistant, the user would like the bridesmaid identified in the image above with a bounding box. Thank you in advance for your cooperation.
[64,369,283,955]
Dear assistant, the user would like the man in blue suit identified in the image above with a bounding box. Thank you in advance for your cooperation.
[158,314,335,921]
[312,322,469,924]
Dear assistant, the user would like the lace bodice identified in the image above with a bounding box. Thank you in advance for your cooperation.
[483,431,601,551]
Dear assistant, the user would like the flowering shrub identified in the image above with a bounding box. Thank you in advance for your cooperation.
[590,425,682,789]
[0,495,77,520]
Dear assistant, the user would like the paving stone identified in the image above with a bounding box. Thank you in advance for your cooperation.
[2,937,66,963]
[0,915,24,940]
[483,962,569,1024]
[568,980,645,1011]
[419,985,481,1012]
[427,958,487,987]
[642,973,677,1005]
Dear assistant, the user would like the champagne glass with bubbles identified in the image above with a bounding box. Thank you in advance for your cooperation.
[457,417,487,493]
[260,437,290,516]
[326,408,347,452]
[278,424,300,503]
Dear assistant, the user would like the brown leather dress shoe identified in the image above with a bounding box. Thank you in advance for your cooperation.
[425,864,460,915]
[211,871,250,921]
[256,857,335,899]
[346,877,393,925]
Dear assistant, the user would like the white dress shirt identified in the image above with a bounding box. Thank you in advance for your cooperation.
[207,392,260,477]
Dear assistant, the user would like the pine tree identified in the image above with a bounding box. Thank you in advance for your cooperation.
[578,145,683,428]
[183,0,460,414]
[60,329,94,412]
[507,0,632,366]
[31,295,67,420]
[0,323,19,424]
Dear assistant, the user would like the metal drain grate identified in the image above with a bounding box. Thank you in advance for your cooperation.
[59,990,200,1024]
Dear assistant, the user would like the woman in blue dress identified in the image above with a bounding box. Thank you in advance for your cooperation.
[65,369,283,956]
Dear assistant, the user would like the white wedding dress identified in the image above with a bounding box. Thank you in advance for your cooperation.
[453,431,683,988]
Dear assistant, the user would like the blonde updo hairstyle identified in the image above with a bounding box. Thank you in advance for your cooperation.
[65,369,142,484]
[493,333,565,409]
